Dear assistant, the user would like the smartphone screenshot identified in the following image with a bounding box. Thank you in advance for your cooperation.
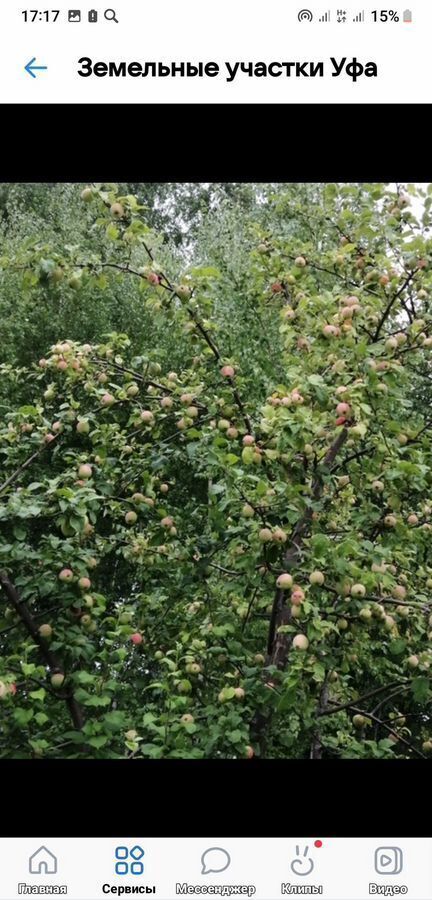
[0,0,430,882]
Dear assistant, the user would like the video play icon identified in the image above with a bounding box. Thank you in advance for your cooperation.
[374,847,403,875]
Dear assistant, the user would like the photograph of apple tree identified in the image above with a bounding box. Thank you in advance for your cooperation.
[1,181,432,759]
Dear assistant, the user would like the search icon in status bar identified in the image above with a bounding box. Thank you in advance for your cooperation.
[104,8,118,22]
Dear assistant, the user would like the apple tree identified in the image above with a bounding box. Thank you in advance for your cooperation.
[1,182,432,758]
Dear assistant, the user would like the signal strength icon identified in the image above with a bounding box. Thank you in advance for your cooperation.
[353,9,364,20]
[319,10,330,20]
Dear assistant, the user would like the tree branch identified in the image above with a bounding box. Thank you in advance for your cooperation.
[317,680,408,717]
[310,678,330,759]
[349,705,426,758]
[0,432,61,496]
[267,427,349,668]
[0,571,84,731]
[373,271,416,342]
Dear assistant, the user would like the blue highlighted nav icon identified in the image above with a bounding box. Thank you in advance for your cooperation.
[25,57,48,78]
[115,846,145,876]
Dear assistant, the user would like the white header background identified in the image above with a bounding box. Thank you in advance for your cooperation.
[0,838,431,899]
[1,2,431,102]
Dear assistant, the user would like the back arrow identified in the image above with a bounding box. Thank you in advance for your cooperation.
[25,57,48,78]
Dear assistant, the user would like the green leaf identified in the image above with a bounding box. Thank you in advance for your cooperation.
[140,743,164,758]
[18,406,39,416]
[34,713,49,726]
[324,184,337,200]
[388,639,406,656]
[209,484,225,496]
[103,711,127,730]
[75,671,96,685]
[88,736,109,749]
[84,695,112,707]
[223,687,236,700]
[14,708,34,726]
[29,688,46,701]
[106,224,119,240]
[21,663,36,677]
[227,729,242,743]
[411,677,430,704]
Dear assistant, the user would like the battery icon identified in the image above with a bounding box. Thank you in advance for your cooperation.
[88,8,98,20]
[403,9,412,21]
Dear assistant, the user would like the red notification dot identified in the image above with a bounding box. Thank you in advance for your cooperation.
[314,841,323,848]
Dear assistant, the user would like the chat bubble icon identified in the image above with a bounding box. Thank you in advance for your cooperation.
[201,848,231,875]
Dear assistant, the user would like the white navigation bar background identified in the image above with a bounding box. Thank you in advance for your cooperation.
[0,839,430,900]
[1,2,431,102]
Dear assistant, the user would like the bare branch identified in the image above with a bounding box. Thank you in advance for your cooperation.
[0,432,61,495]
[317,680,408,718]
[373,271,416,342]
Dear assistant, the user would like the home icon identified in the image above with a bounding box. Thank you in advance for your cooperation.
[29,846,58,875]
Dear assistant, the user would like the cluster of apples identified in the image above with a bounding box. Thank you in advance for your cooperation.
[39,340,93,378]
[57,568,97,633]
[58,567,91,590]
[273,572,327,651]
[268,258,307,294]
[267,388,305,408]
